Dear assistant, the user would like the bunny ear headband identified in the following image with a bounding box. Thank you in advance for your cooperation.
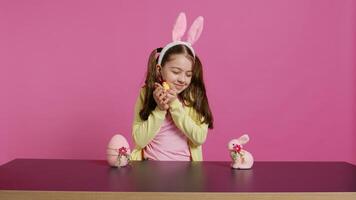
[157,12,204,66]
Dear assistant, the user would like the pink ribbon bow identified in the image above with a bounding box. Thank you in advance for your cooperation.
[232,144,242,153]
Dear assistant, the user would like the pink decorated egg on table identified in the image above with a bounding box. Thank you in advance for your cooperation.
[106,134,131,167]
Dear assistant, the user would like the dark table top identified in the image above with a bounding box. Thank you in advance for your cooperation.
[0,159,355,192]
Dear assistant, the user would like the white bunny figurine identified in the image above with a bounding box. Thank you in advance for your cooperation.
[228,134,254,169]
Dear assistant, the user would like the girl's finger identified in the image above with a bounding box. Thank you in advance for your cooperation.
[154,89,160,98]
[154,82,163,89]
[162,91,168,98]
[157,89,163,97]
[161,96,167,103]
[164,104,169,110]
[164,98,169,104]
[167,89,174,95]
[167,94,175,101]
[168,88,177,94]
[166,93,173,98]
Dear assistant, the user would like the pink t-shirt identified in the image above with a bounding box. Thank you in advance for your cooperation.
[143,113,191,161]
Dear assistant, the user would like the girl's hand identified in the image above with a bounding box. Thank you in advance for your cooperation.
[166,89,177,105]
[153,83,169,110]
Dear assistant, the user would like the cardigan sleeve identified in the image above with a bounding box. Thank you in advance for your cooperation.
[132,88,167,148]
[169,98,208,146]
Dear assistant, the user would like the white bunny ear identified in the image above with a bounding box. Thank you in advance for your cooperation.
[187,16,204,45]
[172,12,187,41]
[237,134,250,145]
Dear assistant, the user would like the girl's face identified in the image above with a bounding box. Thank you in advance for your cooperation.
[159,54,193,94]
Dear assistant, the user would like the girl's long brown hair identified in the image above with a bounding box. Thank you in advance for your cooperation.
[139,44,214,129]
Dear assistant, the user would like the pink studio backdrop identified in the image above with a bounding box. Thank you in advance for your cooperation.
[1,0,355,165]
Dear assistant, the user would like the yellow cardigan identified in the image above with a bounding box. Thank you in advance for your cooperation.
[130,87,209,161]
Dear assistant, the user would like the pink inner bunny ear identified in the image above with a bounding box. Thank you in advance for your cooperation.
[187,16,204,45]
[238,134,250,144]
[172,12,187,41]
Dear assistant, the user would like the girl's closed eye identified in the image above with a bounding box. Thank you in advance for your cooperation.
[171,69,181,74]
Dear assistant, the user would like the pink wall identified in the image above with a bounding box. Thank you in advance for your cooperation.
[1,0,355,165]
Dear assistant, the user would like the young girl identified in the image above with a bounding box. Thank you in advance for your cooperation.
[130,13,214,161]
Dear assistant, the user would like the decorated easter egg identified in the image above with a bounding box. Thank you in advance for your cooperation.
[106,134,131,167]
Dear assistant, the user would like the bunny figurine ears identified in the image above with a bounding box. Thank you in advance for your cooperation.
[157,12,204,66]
